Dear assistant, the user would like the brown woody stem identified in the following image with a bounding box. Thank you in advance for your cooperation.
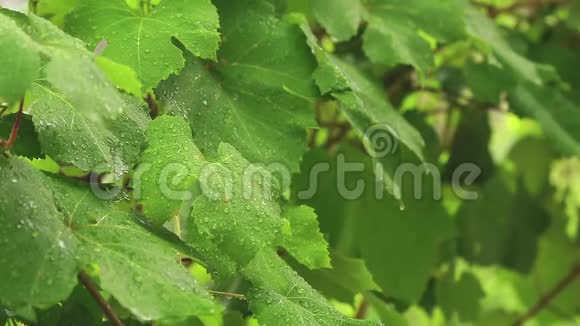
[513,263,580,326]
[3,98,24,151]
[78,271,123,326]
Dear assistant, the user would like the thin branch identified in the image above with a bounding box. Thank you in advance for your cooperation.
[3,98,24,151]
[355,298,369,319]
[78,271,123,326]
[513,263,580,326]
[325,123,350,149]
[145,94,159,118]
[208,290,247,301]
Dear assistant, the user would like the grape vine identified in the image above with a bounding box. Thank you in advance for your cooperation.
[1,0,579,325]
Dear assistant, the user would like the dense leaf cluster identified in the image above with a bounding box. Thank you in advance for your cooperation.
[1,0,579,325]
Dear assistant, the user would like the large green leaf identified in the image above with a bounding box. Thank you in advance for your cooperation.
[0,156,78,311]
[65,0,220,91]
[0,13,39,105]
[242,249,380,326]
[190,143,285,265]
[356,184,454,304]
[170,141,373,324]
[0,156,218,321]
[1,10,128,124]
[157,0,317,172]
[464,8,580,157]
[509,82,580,157]
[464,7,549,86]
[136,115,204,225]
[363,0,465,71]
[293,146,454,303]
[457,172,549,273]
[299,23,425,196]
[308,0,465,72]
[47,177,219,321]
[435,271,484,322]
[29,83,150,173]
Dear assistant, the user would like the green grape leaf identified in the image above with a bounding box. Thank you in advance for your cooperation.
[369,0,466,41]
[464,59,515,103]
[289,251,381,303]
[157,0,317,172]
[1,10,129,124]
[307,0,465,72]
[435,271,484,322]
[47,176,219,321]
[363,15,433,73]
[167,140,369,324]
[356,186,454,304]
[281,205,331,270]
[509,82,580,157]
[191,143,285,265]
[299,24,425,196]
[530,40,580,104]
[463,9,580,159]
[0,156,78,311]
[0,13,39,105]
[294,146,454,303]
[0,155,219,321]
[362,0,465,72]
[242,249,380,326]
[65,0,220,91]
[311,0,364,42]
[457,172,549,273]
[29,83,150,173]
[136,115,204,225]
[464,7,552,86]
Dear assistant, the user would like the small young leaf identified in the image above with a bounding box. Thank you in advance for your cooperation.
[281,205,331,270]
